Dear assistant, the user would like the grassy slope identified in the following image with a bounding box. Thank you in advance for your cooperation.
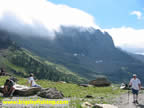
[0,76,123,107]
[0,46,87,83]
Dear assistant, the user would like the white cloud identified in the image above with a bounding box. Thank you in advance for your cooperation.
[0,0,99,38]
[130,11,142,20]
[105,27,144,49]
[0,0,143,51]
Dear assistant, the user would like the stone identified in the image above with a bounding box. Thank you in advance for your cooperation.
[81,102,93,108]
[57,81,66,83]
[79,84,90,87]
[85,95,93,98]
[94,104,118,108]
[37,88,64,99]
[89,77,111,87]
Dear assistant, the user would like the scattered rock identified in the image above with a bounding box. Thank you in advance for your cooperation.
[85,95,93,98]
[93,104,103,108]
[100,97,104,99]
[94,104,118,108]
[37,88,64,99]
[57,81,66,83]
[81,102,104,108]
[81,102,93,108]
[89,77,111,87]
[81,102,118,108]
[79,84,91,87]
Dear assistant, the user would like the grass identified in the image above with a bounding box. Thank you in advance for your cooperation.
[4,59,27,76]
[1,48,87,83]
[0,76,124,107]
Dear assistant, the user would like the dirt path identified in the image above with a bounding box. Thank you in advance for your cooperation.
[114,91,144,108]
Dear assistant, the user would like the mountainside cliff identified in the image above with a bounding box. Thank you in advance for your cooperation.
[1,26,144,83]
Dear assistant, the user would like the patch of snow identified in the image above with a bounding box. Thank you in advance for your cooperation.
[96,60,103,63]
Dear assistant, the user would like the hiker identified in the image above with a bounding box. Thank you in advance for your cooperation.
[129,74,141,104]
[27,73,41,88]
[0,68,6,76]
[3,77,17,97]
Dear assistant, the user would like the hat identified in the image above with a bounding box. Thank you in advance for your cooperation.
[133,74,136,76]
[30,73,34,76]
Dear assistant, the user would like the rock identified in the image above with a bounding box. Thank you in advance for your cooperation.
[37,88,64,99]
[81,102,93,108]
[89,77,111,87]
[93,104,103,108]
[81,102,117,108]
[120,83,129,90]
[85,95,93,98]
[79,84,91,87]
[57,81,66,83]
[94,104,118,108]
[0,84,41,96]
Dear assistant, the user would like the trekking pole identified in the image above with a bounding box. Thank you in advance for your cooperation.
[128,85,130,104]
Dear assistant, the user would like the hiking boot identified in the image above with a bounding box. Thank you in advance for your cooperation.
[135,100,139,104]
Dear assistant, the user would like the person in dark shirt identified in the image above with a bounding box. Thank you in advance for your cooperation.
[0,68,6,76]
[3,77,17,97]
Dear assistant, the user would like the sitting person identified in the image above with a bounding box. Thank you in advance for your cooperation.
[0,68,6,76]
[3,77,17,97]
[27,73,41,88]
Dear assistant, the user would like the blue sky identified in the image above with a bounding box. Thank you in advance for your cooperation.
[48,0,144,29]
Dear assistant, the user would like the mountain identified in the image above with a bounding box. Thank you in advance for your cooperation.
[129,53,144,63]
[1,26,144,83]
[0,32,87,83]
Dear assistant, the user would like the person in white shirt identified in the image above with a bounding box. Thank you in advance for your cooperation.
[129,74,141,104]
[27,73,41,88]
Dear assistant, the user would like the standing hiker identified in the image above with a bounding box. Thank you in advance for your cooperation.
[129,74,141,104]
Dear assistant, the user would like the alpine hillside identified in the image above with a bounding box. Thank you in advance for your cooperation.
[0,30,87,83]
[6,26,144,83]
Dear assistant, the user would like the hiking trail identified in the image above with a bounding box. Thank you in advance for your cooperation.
[114,91,144,108]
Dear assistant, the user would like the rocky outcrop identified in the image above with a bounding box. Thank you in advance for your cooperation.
[37,88,64,99]
[89,77,111,87]
[0,84,41,96]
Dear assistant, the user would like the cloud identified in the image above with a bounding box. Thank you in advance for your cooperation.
[105,27,144,49]
[0,0,99,38]
[130,11,142,20]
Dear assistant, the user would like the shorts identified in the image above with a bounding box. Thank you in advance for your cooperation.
[132,88,139,95]
[32,85,41,88]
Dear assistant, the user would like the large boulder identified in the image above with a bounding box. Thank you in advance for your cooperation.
[0,84,41,96]
[89,77,111,87]
[37,88,64,99]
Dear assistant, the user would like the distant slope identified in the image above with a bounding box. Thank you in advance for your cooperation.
[0,35,87,83]
[9,26,144,83]
[128,53,144,63]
